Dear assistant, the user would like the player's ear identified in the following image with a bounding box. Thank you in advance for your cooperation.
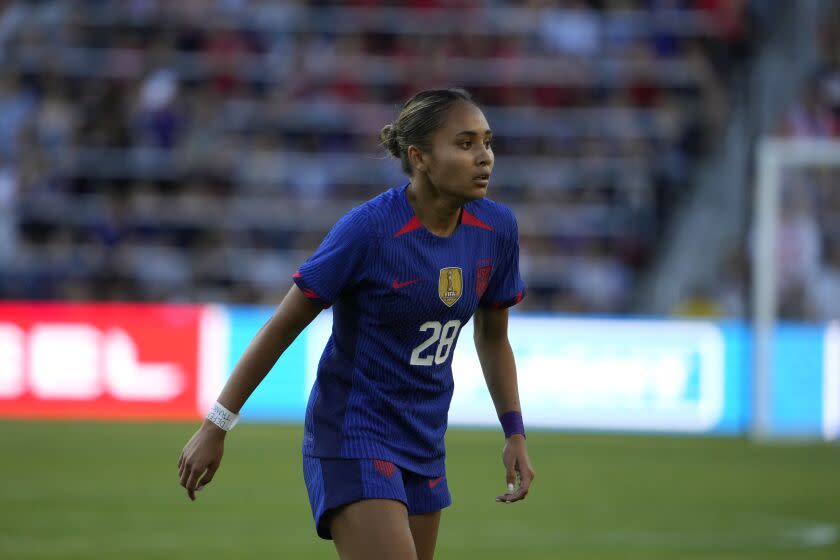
[407,145,427,173]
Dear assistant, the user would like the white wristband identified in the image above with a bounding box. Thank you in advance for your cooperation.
[206,401,239,431]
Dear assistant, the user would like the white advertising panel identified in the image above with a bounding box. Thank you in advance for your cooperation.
[450,317,726,432]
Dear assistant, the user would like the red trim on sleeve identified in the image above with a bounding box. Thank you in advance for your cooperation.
[461,209,493,231]
[393,216,423,237]
[292,272,331,308]
[301,287,322,300]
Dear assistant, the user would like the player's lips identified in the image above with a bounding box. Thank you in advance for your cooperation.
[473,172,490,186]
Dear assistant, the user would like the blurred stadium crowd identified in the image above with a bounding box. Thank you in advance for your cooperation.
[773,4,840,321]
[0,0,756,311]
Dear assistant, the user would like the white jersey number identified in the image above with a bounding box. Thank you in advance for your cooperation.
[409,320,462,366]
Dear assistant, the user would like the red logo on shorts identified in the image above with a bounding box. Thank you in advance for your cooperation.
[373,459,396,478]
[428,476,444,489]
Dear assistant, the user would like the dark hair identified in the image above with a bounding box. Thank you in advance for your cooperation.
[380,88,476,175]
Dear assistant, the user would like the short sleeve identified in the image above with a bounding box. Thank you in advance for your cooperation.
[479,208,526,309]
[293,206,371,308]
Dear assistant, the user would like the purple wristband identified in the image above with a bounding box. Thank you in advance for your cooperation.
[499,411,525,439]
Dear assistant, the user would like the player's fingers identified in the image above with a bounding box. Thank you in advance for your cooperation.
[503,479,528,502]
[505,487,528,502]
[494,477,516,503]
[505,466,534,503]
[505,463,516,485]
[185,465,203,491]
[185,467,204,502]
[179,461,190,488]
[180,460,202,490]
[495,480,517,503]
[196,464,217,490]
[518,465,534,493]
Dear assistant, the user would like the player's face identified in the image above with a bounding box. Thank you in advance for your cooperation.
[422,101,494,201]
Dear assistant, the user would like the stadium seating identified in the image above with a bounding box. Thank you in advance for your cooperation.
[0,0,751,311]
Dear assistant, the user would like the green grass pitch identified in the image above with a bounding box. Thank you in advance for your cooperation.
[1,421,839,559]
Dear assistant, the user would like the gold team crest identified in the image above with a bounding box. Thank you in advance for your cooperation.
[438,267,463,307]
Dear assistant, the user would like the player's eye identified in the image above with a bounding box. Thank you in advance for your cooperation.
[484,140,492,149]
[460,141,472,149]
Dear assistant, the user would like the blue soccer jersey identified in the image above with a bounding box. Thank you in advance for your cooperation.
[293,183,525,476]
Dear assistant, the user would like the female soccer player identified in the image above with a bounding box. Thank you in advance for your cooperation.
[178,88,535,559]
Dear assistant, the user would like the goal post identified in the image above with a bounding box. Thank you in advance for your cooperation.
[753,138,840,439]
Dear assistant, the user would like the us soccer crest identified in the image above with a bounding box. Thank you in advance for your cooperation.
[438,267,463,307]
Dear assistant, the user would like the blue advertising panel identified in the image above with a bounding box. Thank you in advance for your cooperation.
[219,306,835,439]
[225,306,309,420]
[770,324,825,436]
[717,323,751,434]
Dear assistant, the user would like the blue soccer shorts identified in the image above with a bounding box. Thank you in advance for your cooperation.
[302,456,452,540]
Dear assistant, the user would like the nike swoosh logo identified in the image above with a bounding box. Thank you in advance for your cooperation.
[392,278,421,289]
[428,476,444,489]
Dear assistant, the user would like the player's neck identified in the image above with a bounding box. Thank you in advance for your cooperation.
[406,180,462,237]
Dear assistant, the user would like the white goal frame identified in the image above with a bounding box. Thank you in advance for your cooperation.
[753,138,840,439]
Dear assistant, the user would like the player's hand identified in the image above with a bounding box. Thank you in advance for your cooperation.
[495,434,534,503]
[178,420,226,501]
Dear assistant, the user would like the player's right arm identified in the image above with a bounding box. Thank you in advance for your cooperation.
[177,284,323,501]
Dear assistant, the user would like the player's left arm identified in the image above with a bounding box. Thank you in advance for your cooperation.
[473,305,535,503]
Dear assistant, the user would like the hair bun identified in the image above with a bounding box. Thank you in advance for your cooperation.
[380,123,402,158]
